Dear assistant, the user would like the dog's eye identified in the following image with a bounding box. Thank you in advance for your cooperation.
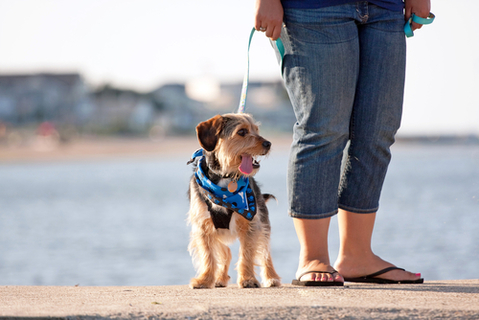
[237,129,248,137]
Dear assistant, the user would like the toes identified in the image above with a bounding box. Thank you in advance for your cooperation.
[322,271,344,282]
[320,273,330,281]
[334,272,345,282]
[382,268,422,281]
[299,271,340,282]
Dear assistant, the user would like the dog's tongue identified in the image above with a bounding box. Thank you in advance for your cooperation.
[239,154,253,175]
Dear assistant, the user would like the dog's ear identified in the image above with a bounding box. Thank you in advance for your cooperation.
[196,115,224,152]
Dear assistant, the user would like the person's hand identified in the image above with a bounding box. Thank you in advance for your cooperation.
[404,0,431,31]
[254,0,283,40]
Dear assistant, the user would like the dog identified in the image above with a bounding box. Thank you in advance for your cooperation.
[186,113,281,289]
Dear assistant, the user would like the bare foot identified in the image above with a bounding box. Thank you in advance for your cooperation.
[334,253,421,282]
[292,218,344,284]
[335,210,421,282]
[296,260,344,283]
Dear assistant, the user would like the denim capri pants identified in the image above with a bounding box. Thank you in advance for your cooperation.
[278,2,406,219]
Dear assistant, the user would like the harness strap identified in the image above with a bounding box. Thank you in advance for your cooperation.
[189,149,258,228]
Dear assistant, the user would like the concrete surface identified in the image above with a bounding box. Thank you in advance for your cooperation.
[1,280,479,319]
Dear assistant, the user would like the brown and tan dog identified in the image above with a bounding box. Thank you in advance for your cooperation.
[187,113,281,289]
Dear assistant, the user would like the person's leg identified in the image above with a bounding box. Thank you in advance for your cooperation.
[280,4,359,283]
[334,210,420,281]
[294,217,343,282]
[335,4,421,280]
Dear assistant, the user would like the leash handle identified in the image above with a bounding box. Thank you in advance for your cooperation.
[404,12,435,38]
[237,28,286,114]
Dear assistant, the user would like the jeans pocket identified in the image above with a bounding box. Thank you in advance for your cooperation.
[284,6,359,44]
[287,20,358,45]
[368,10,405,33]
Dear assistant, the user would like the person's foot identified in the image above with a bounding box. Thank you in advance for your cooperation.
[334,253,421,282]
[296,260,344,283]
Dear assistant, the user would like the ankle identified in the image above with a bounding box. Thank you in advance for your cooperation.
[334,251,377,271]
[338,246,375,262]
[297,258,335,275]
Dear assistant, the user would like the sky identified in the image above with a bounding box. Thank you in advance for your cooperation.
[0,0,478,135]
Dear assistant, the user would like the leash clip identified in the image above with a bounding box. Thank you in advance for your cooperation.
[404,12,435,38]
[187,148,204,165]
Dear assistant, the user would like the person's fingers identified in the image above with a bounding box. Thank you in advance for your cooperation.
[265,26,274,39]
[404,6,412,21]
[254,0,283,38]
[411,21,423,31]
[404,0,431,31]
[270,24,281,41]
[260,22,282,40]
[254,19,263,31]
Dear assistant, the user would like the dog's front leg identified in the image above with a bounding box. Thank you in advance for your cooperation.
[258,231,282,287]
[189,222,218,289]
[215,242,232,287]
[236,218,261,288]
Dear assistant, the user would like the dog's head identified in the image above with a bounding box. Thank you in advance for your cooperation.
[196,113,271,177]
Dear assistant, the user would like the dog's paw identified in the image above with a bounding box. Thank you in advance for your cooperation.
[215,281,228,288]
[215,276,230,288]
[238,278,261,288]
[189,278,214,289]
[263,278,281,287]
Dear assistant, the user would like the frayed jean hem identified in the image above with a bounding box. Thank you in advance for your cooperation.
[338,204,378,214]
[289,209,338,220]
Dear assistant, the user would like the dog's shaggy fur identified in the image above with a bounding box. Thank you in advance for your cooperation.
[187,113,281,289]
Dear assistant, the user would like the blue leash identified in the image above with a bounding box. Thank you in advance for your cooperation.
[238,11,431,113]
[238,9,433,114]
[237,28,285,114]
[404,12,435,38]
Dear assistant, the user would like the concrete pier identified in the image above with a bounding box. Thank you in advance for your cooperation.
[1,280,479,319]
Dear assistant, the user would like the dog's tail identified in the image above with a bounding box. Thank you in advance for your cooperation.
[262,193,277,204]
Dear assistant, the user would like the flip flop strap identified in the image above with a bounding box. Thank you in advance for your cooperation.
[297,270,338,281]
[365,266,405,279]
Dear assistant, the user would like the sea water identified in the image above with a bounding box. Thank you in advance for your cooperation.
[0,143,478,286]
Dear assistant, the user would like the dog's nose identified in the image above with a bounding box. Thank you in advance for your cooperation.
[262,140,271,149]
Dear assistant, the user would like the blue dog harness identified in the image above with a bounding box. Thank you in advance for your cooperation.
[189,149,257,229]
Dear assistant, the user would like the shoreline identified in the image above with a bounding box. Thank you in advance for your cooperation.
[1,280,479,319]
[2,134,478,164]
[0,136,294,163]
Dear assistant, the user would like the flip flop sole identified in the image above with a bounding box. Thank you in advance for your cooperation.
[291,270,344,286]
[292,279,344,286]
[344,266,424,284]
[344,277,424,284]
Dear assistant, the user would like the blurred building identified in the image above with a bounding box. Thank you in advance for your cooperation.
[151,83,209,134]
[0,73,90,125]
[203,81,294,132]
[152,80,295,134]
[89,85,157,135]
[0,72,295,138]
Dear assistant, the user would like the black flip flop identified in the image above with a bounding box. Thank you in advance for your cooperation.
[292,270,344,286]
[344,267,424,284]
